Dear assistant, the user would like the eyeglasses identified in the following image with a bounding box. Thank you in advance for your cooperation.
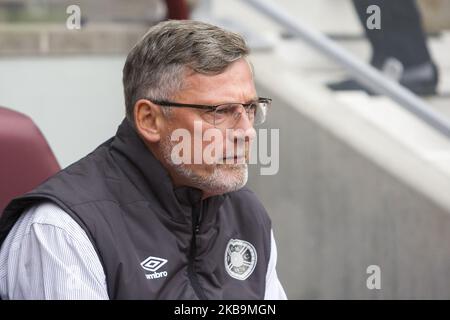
[144,97,272,128]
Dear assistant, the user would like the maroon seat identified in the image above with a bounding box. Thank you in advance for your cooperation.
[0,107,60,215]
[165,0,189,19]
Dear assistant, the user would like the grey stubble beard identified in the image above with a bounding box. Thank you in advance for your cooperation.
[160,133,249,194]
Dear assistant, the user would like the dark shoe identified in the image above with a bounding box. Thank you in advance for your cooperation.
[327,60,439,96]
[400,62,439,96]
[327,78,376,95]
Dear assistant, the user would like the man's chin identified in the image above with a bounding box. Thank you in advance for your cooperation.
[209,164,248,193]
[176,163,248,195]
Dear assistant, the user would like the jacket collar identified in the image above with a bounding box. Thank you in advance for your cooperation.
[109,119,225,225]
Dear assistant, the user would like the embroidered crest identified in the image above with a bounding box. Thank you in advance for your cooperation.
[224,238,257,280]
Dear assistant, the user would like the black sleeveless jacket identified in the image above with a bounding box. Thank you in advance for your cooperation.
[0,119,272,299]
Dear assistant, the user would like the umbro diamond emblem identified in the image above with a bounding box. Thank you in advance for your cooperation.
[141,256,168,279]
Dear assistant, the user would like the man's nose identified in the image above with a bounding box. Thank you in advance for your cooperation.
[230,107,256,142]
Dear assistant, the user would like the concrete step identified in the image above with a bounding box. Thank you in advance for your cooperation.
[335,91,450,178]
[0,23,149,55]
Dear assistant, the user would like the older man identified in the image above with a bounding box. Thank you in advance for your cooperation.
[0,20,286,300]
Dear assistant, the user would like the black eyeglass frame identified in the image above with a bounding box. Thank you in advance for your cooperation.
[139,97,272,127]
[142,97,272,112]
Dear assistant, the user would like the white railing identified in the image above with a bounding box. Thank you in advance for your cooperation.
[241,0,450,139]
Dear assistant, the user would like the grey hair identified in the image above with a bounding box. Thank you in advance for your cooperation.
[122,20,250,125]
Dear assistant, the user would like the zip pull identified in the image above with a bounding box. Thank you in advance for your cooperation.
[192,201,203,235]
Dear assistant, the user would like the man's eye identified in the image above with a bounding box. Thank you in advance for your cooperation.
[216,109,229,114]
[216,105,234,115]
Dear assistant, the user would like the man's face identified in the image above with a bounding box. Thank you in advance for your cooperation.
[158,58,257,197]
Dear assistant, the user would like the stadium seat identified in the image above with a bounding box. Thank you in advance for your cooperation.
[0,107,60,215]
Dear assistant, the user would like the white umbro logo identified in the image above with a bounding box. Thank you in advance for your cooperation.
[141,256,167,272]
[141,256,168,280]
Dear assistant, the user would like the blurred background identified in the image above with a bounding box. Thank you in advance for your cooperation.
[1,0,450,299]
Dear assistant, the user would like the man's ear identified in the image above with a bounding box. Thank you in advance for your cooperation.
[134,99,164,143]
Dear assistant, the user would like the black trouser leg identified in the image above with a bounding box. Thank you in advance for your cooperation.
[352,0,432,68]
